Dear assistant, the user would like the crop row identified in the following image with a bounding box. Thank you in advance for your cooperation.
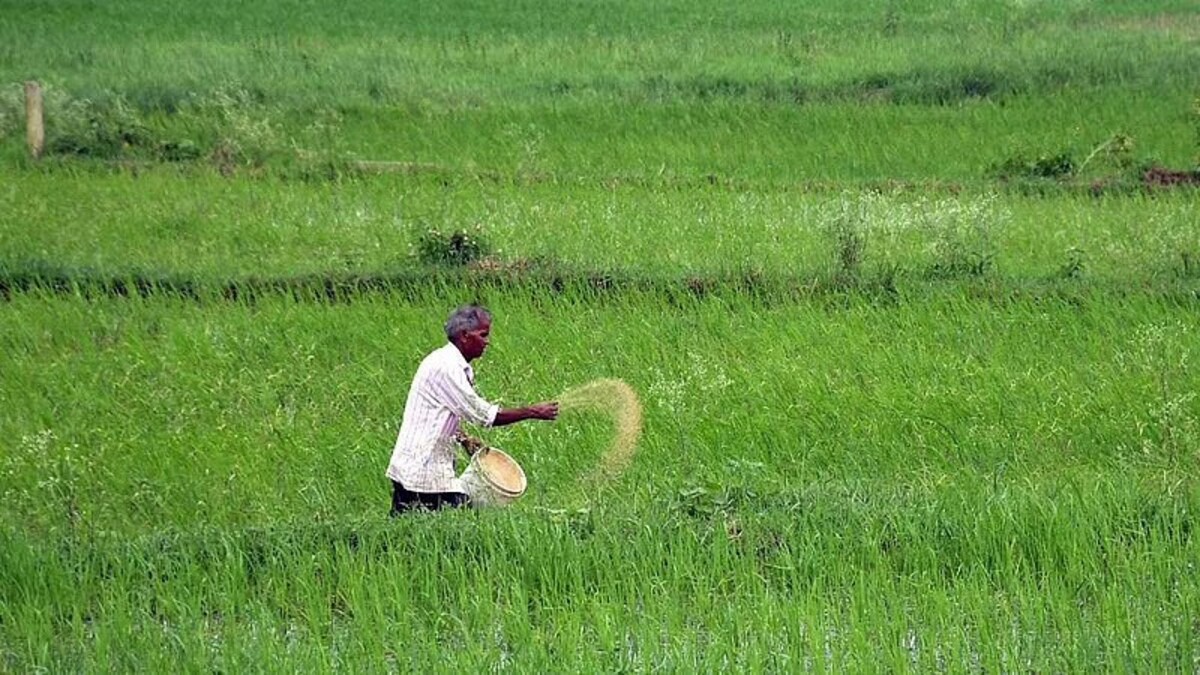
[3,170,1197,284]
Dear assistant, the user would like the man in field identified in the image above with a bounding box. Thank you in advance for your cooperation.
[386,305,558,514]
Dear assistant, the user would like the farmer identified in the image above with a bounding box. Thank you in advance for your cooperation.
[386,304,558,514]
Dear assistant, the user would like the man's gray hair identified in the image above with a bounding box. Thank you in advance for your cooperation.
[445,305,492,342]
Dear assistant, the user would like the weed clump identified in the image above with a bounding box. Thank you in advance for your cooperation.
[819,192,1006,282]
[45,94,156,158]
[920,195,1005,278]
[413,225,492,266]
[821,193,872,280]
[0,82,25,138]
[991,151,1077,181]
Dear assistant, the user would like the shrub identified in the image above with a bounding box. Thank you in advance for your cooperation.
[45,93,155,158]
[157,139,203,162]
[0,82,23,139]
[991,151,1076,180]
[413,225,492,266]
[1059,247,1087,280]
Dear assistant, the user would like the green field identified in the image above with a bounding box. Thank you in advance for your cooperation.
[2,0,1199,670]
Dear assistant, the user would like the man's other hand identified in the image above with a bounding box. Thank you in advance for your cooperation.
[458,433,486,454]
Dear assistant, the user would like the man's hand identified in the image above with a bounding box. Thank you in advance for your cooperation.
[457,432,487,455]
[529,401,559,420]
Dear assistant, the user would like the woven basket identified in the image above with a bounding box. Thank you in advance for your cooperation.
[460,448,527,507]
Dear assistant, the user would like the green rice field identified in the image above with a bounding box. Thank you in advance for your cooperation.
[2,0,1198,670]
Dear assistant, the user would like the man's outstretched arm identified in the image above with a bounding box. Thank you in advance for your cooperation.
[492,402,559,427]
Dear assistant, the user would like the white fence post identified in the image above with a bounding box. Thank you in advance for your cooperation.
[25,81,44,160]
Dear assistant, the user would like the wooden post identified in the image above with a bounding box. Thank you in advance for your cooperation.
[25,81,44,160]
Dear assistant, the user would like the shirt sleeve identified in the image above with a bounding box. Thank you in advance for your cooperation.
[429,366,500,428]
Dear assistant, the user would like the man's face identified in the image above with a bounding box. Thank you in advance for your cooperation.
[458,319,491,362]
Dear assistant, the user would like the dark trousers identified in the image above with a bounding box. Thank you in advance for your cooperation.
[390,480,470,516]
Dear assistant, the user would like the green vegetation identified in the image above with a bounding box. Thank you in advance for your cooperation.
[2,0,1198,176]
[2,0,1198,669]
[3,293,1198,669]
[2,172,1196,284]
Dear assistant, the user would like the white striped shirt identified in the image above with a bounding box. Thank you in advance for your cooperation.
[386,343,499,493]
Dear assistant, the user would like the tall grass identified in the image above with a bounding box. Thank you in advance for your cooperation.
[3,0,1197,107]
[1,291,1196,532]
[0,290,1197,668]
[2,0,1198,668]
[1,0,1197,174]
[2,484,1196,670]
[1,169,1196,282]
